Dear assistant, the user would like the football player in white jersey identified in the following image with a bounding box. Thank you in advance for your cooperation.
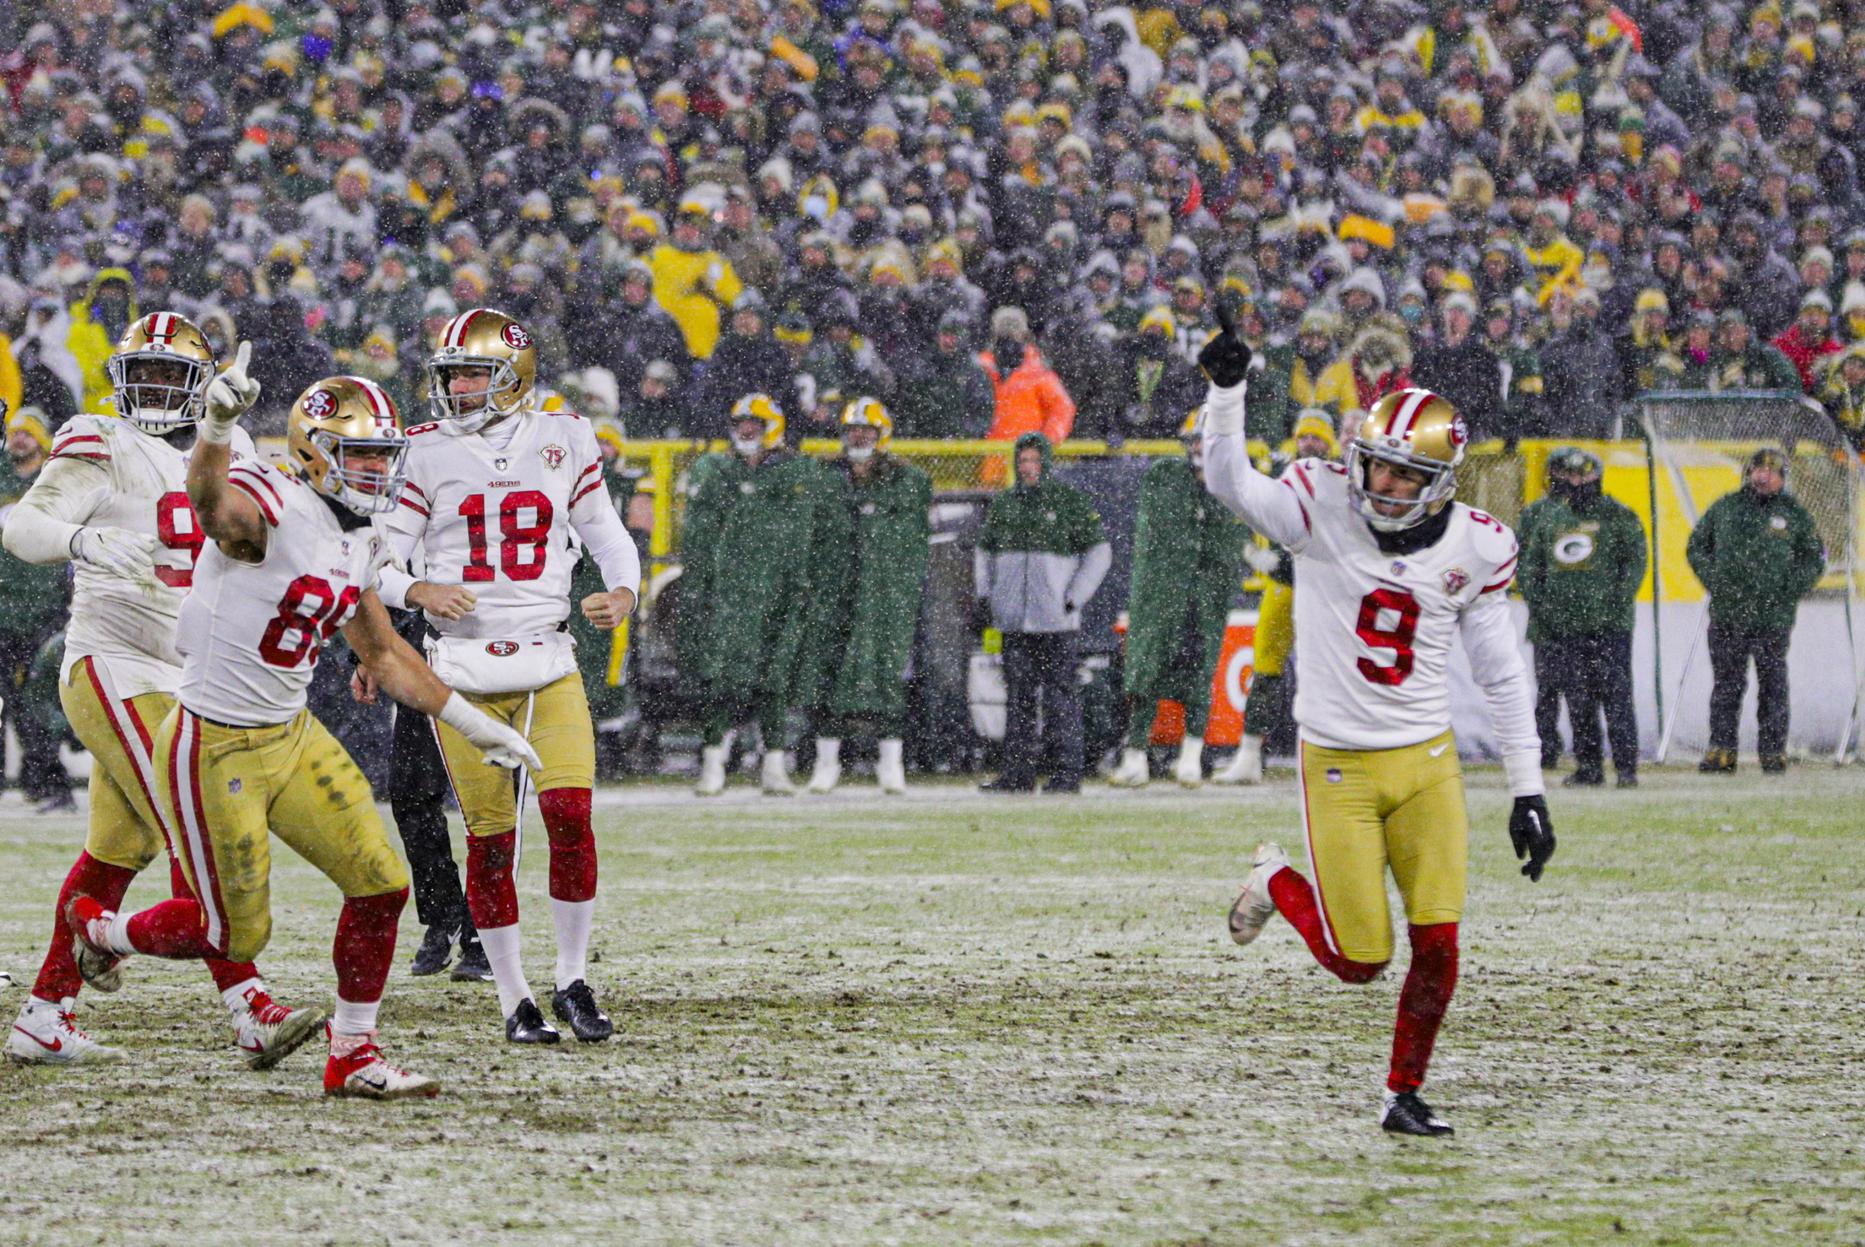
[1197,312,1556,1137]
[1,314,320,1069]
[375,308,640,1046]
[65,362,541,1099]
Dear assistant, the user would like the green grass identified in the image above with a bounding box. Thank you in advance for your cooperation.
[3,766,1864,1246]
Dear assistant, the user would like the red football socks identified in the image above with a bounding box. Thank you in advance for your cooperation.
[539,787,598,902]
[32,853,135,1001]
[1267,866,1388,984]
[125,898,218,959]
[333,888,407,1004]
[466,829,520,928]
[1389,922,1459,1094]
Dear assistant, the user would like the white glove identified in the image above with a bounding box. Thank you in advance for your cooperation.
[201,340,260,444]
[1244,546,1281,575]
[438,692,543,772]
[70,526,159,580]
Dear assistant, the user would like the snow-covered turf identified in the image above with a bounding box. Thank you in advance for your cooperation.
[3,766,1862,1245]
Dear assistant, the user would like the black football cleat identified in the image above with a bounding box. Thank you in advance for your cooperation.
[451,933,494,983]
[551,980,614,1043]
[1698,748,1737,774]
[1561,768,1604,788]
[409,924,455,977]
[1759,753,1787,774]
[978,777,1035,794]
[505,998,561,1044]
[1615,771,1638,788]
[1380,1091,1454,1137]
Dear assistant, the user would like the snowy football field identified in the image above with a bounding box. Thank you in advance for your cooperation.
[3,767,1862,1246]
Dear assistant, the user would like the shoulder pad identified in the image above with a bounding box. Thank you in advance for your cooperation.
[1459,504,1519,566]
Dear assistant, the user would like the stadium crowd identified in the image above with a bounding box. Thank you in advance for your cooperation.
[0,0,1854,798]
[7,0,1865,450]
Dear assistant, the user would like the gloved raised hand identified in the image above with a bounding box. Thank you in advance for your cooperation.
[1508,794,1556,882]
[70,526,159,580]
[201,340,260,444]
[1197,299,1255,389]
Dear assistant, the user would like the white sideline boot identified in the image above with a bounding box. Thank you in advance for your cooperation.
[695,744,728,796]
[1174,735,1205,788]
[876,738,907,794]
[1214,734,1263,785]
[1108,747,1149,788]
[807,738,842,794]
[761,749,797,796]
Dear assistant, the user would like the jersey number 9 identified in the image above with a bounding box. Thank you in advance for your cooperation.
[1355,587,1420,686]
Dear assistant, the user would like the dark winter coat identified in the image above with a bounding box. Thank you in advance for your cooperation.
[1085,345,1206,442]
[692,331,795,429]
[1411,336,1505,441]
[1686,486,1825,632]
[1517,490,1646,641]
[893,346,995,439]
[1539,321,1623,438]
[796,454,933,722]
[975,433,1111,633]
[678,449,827,700]
[1122,456,1249,699]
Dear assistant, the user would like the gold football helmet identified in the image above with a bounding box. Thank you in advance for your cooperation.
[840,396,893,457]
[729,393,785,453]
[286,376,409,515]
[426,307,539,433]
[1346,388,1468,531]
[107,312,217,434]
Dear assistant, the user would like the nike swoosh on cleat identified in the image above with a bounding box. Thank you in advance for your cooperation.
[13,1026,62,1053]
[354,1072,391,1092]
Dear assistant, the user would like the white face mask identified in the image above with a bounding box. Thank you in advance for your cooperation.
[732,434,764,456]
[845,445,874,463]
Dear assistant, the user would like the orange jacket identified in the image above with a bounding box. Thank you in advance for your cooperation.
[979,346,1076,444]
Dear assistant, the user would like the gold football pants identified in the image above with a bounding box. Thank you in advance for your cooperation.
[1297,730,1469,964]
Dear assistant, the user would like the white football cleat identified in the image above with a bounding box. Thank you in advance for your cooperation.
[1174,735,1205,788]
[695,744,728,797]
[234,990,327,1071]
[876,738,907,795]
[6,998,124,1065]
[1214,734,1264,785]
[760,749,797,796]
[1227,843,1290,946]
[806,738,842,794]
[323,1026,440,1100]
[1107,747,1149,788]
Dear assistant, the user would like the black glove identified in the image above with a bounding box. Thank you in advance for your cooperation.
[1508,795,1556,882]
[1197,299,1254,388]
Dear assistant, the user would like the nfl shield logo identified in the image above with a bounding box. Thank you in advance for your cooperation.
[229,779,242,794]
[541,444,566,470]
[494,457,509,472]
[1325,769,1342,784]
[1443,567,1470,594]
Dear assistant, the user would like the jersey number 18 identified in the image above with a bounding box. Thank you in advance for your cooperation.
[459,491,553,583]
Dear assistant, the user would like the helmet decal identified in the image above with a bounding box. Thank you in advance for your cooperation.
[501,322,533,350]
[303,389,338,419]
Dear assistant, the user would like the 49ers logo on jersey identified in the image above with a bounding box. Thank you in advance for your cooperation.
[485,640,519,657]
[501,323,533,350]
[303,389,337,419]
[540,443,566,470]
[1442,567,1470,594]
